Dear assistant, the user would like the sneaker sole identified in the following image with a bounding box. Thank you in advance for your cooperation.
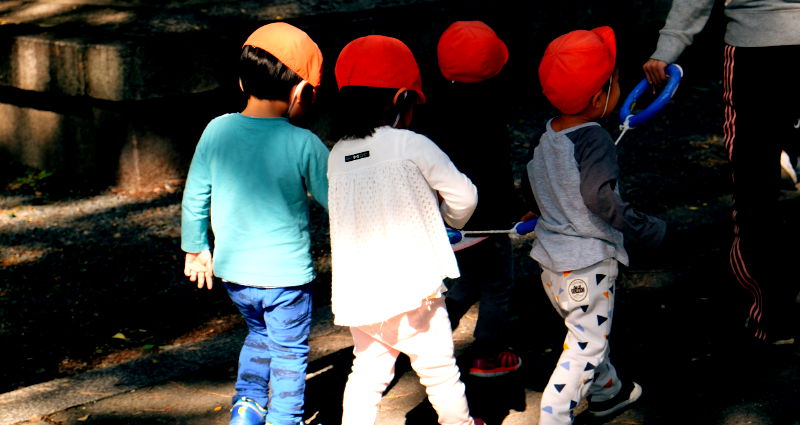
[588,382,642,418]
[469,358,522,377]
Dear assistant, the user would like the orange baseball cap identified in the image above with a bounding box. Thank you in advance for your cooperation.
[334,35,426,103]
[538,26,616,114]
[243,22,323,87]
[437,21,509,83]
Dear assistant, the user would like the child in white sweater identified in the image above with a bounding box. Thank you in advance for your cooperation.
[327,34,482,425]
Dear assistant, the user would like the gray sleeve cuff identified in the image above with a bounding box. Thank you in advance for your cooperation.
[650,34,686,64]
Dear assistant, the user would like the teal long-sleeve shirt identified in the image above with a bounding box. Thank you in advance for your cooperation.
[181,114,329,287]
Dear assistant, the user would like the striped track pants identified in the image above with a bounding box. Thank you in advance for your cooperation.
[723,44,800,340]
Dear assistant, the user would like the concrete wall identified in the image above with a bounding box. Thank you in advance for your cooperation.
[1,0,715,191]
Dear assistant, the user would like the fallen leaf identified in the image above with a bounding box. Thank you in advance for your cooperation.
[111,333,127,340]
[77,415,90,421]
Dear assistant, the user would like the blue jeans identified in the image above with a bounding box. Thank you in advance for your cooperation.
[224,282,313,425]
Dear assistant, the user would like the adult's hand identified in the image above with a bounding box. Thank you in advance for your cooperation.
[643,59,669,86]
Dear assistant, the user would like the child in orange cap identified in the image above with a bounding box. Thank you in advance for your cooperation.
[180,22,328,425]
[522,26,667,424]
[429,20,524,379]
[327,34,484,425]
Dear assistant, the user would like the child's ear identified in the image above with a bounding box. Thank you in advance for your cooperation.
[293,81,316,108]
[393,88,410,106]
[285,80,312,121]
[393,88,418,112]
[290,80,309,103]
[589,90,605,109]
[300,83,316,105]
[391,88,417,129]
[287,80,310,116]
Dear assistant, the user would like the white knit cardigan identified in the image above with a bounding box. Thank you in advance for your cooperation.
[327,127,477,327]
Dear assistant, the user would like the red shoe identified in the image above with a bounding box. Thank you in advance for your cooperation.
[469,350,522,377]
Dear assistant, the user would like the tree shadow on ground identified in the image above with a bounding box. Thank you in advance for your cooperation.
[304,348,353,425]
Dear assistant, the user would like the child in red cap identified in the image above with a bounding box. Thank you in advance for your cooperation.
[522,27,667,424]
[327,34,484,425]
[428,20,523,379]
[181,22,328,425]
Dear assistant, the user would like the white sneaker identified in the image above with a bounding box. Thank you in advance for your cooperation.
[587,381,643,418]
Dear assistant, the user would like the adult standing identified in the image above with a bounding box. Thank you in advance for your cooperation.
[643,0,800,344]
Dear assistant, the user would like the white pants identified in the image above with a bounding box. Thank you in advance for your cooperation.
[342,297,475,425]
[538,259,622,425]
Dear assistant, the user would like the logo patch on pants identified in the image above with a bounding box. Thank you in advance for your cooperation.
[567,278,588,302]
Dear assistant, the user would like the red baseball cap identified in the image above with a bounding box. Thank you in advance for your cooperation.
[335,35,426,103]
[243,22,323,87]
[538,26,616,114]
[437,21,509,83]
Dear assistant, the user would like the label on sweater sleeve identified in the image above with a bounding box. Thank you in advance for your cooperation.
[345,151,370,162]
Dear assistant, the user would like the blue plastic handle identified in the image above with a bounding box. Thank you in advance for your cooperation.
[619,64,683,128]
[514,217,538,235]
[446,228,463,244]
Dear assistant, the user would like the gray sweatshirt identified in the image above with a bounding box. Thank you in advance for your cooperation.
[525,121,666,273]
[652,0,800,63]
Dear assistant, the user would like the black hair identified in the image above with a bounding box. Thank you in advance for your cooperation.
[438,77,506,115]
[238,45,303,101]
[332,86,418,140]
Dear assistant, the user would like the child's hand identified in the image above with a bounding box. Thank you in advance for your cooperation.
[509,211,539,240]
[519,211,538,222]
[184,250,214,290]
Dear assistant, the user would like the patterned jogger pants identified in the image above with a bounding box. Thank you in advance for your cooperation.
[538,259,622,425]
[224,281,313,425]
